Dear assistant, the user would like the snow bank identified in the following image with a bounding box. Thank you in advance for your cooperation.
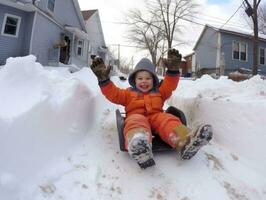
[1,56,266,200]
[0,56,95,192]
[168,75,266,172]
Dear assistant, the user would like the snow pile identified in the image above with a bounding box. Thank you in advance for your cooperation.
[0,56,95,196]
[0,55,266,200]
[168,74,266,173]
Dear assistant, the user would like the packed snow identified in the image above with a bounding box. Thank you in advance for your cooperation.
[0,55,266,200]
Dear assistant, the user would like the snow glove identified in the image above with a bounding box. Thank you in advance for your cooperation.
[90,56,111,82]
[162,49,182,71]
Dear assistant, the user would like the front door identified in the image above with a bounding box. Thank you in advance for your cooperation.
[59,36,70,64]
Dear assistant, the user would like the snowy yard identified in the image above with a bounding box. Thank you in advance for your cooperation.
[0,55,266,200]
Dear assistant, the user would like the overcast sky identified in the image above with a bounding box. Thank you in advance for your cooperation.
[78,0,248,66]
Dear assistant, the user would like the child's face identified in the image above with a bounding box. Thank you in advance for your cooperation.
[135,70,154,93]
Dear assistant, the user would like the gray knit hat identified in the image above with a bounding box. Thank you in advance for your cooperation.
[128,58,159,88]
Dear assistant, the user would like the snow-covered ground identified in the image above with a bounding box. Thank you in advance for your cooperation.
[0,55,266,200]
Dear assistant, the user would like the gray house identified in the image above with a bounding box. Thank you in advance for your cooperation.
[82,9,114,67]
[0,0,90,67]
[193,25,266,76]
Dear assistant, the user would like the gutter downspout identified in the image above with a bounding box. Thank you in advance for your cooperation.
[69,34,75,64]
[29,11,37,55]
[216,32,221,75]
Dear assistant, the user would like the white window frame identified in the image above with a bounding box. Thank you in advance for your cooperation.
[259,47,266,65]
[232,40,248,62]
[76,39,84,56]
[1,13,21,38]
[47,0,56,13]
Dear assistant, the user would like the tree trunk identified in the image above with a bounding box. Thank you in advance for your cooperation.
[252,0,259,75]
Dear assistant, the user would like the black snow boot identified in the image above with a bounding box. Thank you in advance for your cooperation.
[128,133,155,169]
[180,124,213,160]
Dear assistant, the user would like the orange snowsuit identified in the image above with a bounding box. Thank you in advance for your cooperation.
[100,72,184,149]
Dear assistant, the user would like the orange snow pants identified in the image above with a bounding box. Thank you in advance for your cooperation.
[124,112,183,149]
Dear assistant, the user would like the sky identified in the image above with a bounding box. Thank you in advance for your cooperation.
[207,0,231,4]
[0,55,266,199]
[78,0,248,66]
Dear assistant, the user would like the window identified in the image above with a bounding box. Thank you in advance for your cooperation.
[48,0,55,12]
[259,48,266,65]
[77,39,84,56]
[232,41,247,61]
[1,14,21,37]
[233,41,239,60]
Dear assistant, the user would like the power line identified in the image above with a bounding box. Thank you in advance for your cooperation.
[179,17,206,27]
[108,43,144,48]
[194,12,244,25]
[107,0,247,53]
[188,1,249,53]
[102,17,241,29]
[185,13,247,29]
[102,21,129,25]
[101,3,246,30]
[219,1,245,29]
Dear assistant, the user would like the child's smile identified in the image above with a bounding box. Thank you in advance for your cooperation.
[135,70,154,93]
[139,84,149,90]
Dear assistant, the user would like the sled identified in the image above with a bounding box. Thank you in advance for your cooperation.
[115,106,187,152]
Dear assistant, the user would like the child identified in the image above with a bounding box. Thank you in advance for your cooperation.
[90,49,213,169]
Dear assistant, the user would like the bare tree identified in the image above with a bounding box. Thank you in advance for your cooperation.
[243,0,262,75]
[125,9,165,66]
[148,0,198,49]
[125,0,198,66]
[258,3,266,34]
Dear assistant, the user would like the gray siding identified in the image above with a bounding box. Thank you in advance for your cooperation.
[54,0,83,30]
[195,28,218,69]
[30,12,63,65]
[221,32,266,74]
[35,0,49,11]
[84,11,106,64]
[257,41,266,74]
[0,5,34,65]
[221,33,253,71]
[1,0,89,67]
[32,0,88,66]
[36,0,83,30]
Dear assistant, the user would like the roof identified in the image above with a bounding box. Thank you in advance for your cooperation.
[72,0,87,32]
[219,25,266,41]
[82,10,98,20]
[193,24,266,50]
[81,9,106,46]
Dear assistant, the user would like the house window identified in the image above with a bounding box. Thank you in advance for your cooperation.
[259,48,266,65]
[48,0,55,12]
[1,14,21,37]
[77,39,84,56]
[233,41,247,61]
[233,42,239,59]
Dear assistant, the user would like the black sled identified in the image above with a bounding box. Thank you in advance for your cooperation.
[115,106,187,153]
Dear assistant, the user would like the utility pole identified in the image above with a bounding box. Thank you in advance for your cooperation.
[117,44,120,69]
[244,0,262,75]
[131,56,134,70]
